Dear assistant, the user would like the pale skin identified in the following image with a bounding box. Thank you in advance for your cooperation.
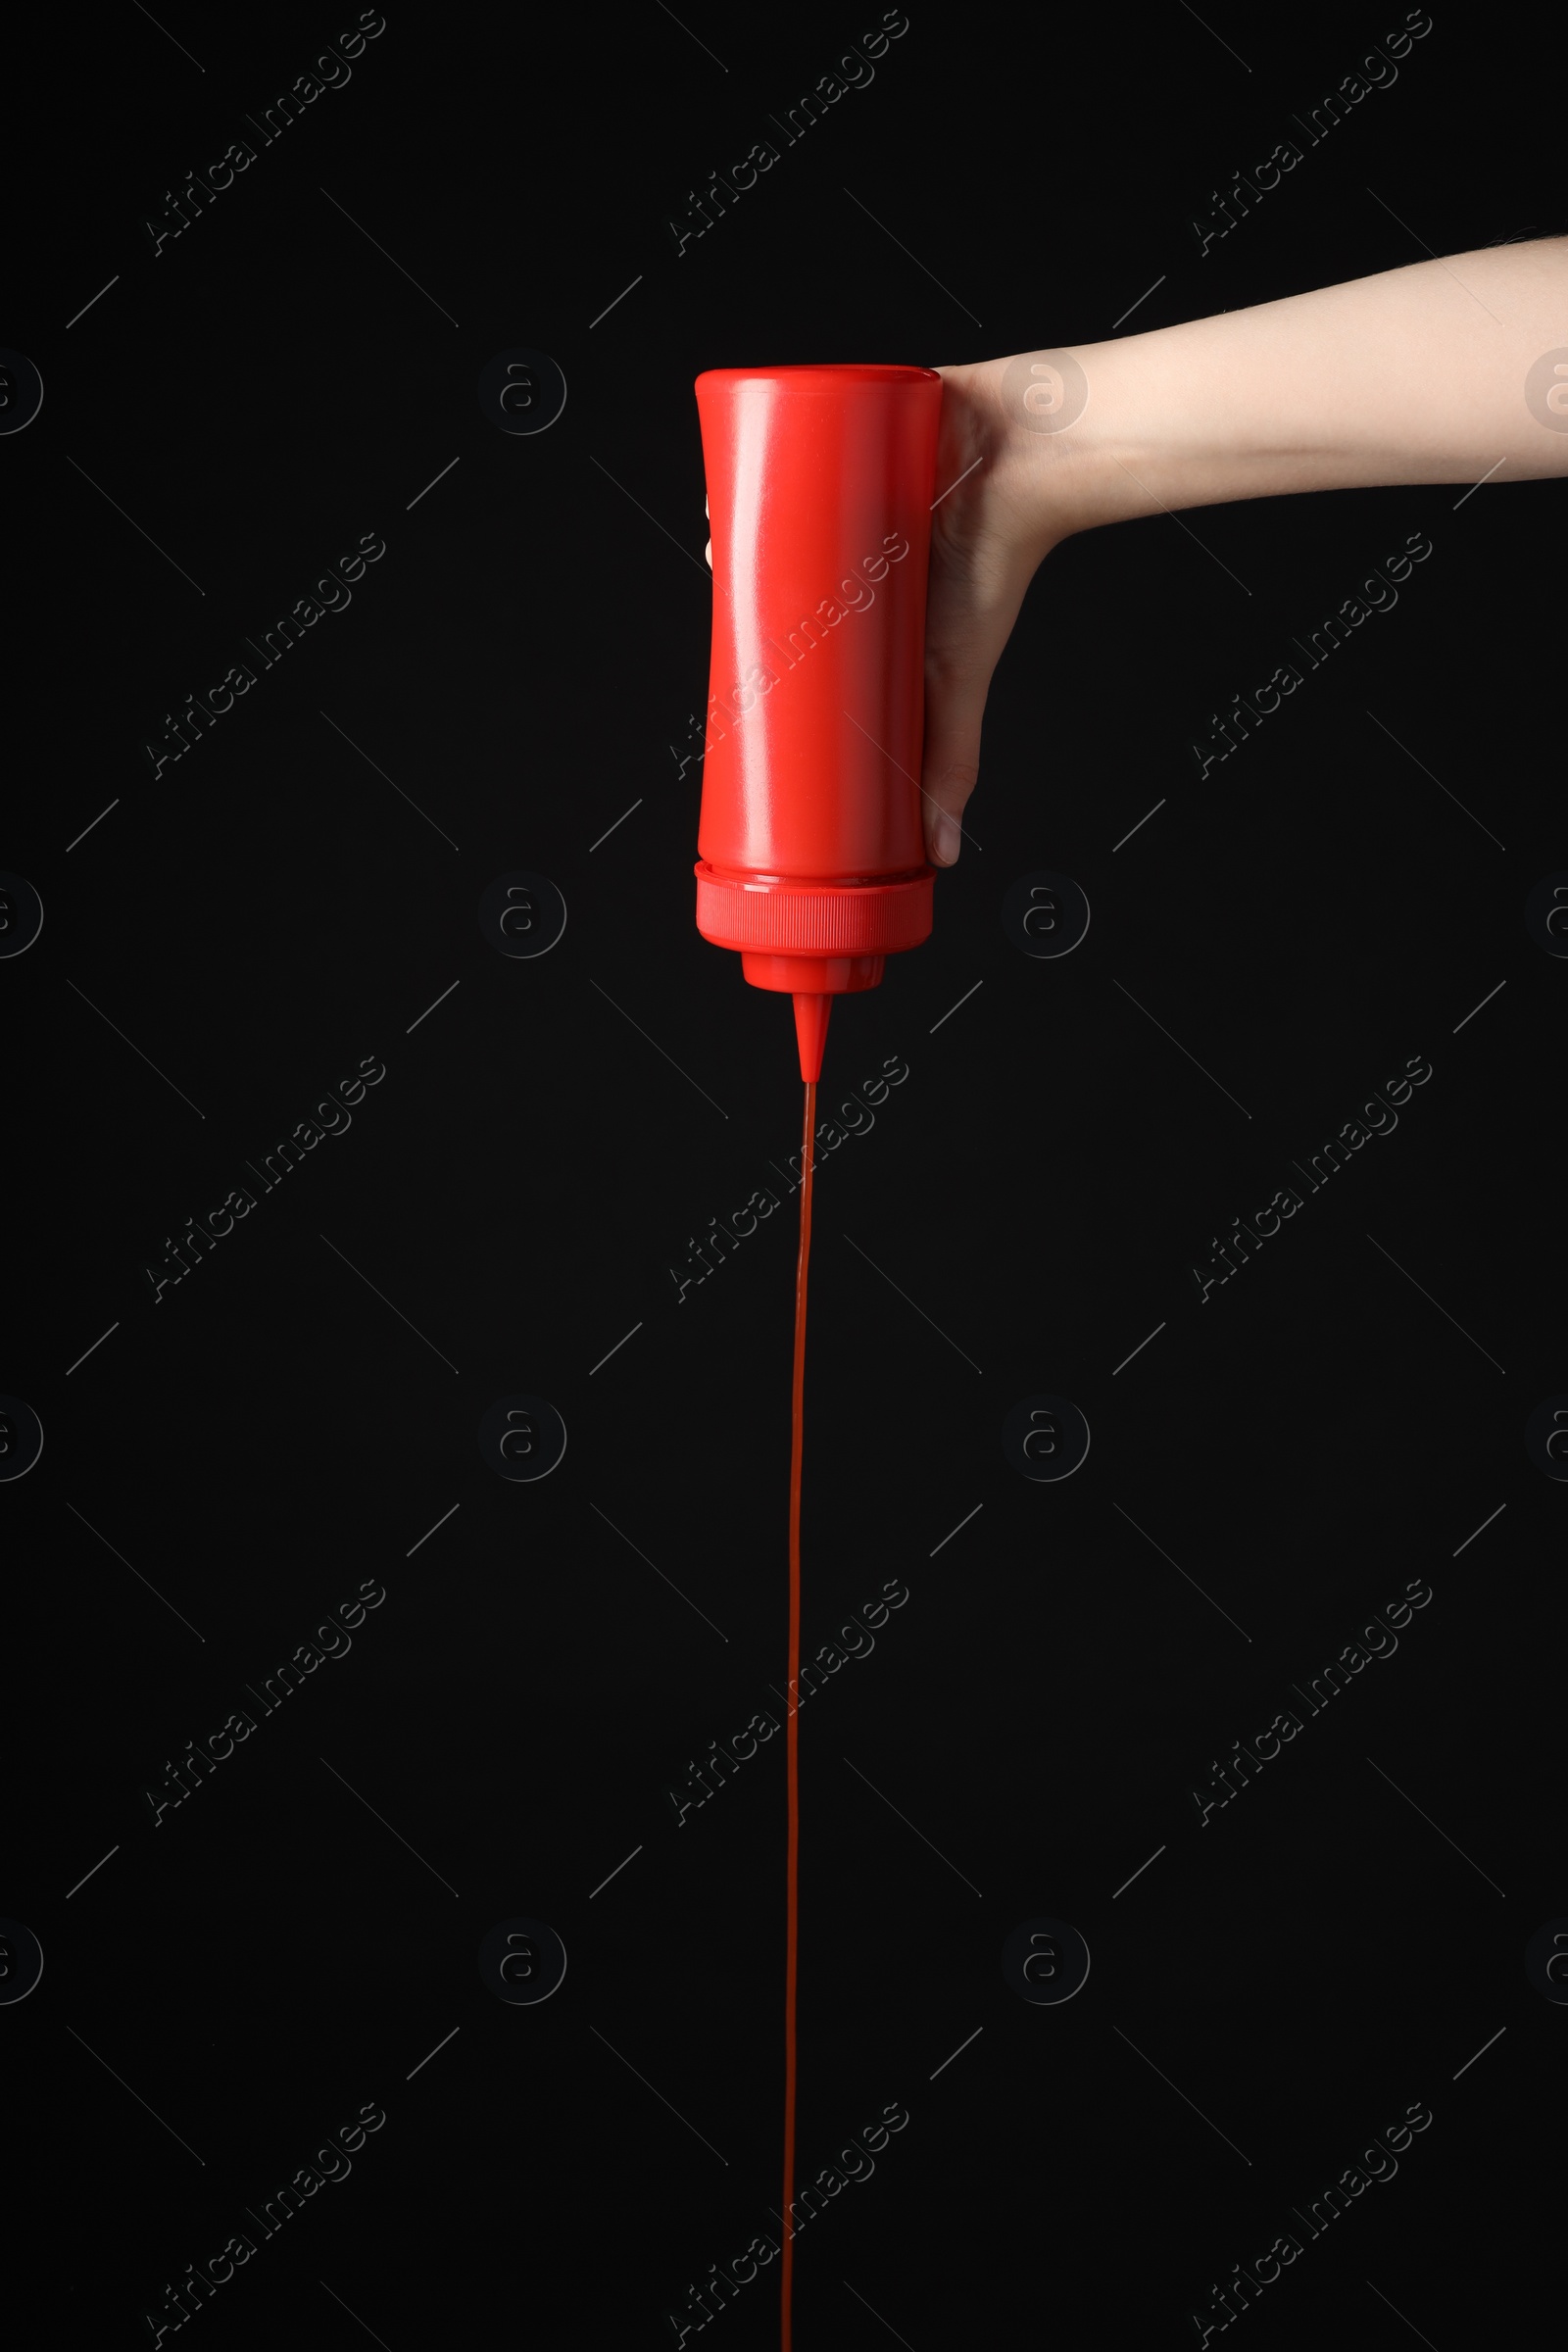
[919,237,1568,863]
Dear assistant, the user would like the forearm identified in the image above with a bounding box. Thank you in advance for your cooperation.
[1011,239,1568,538]
[919,237,1567,863]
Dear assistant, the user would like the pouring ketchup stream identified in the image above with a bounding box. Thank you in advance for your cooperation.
[781,1078,814,2345]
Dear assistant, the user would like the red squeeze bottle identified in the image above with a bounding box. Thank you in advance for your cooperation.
[693,364,943,1082]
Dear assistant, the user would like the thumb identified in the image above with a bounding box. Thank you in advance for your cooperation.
[920,523,1037,866]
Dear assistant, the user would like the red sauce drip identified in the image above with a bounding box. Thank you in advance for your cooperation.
[780,1078,815,2350]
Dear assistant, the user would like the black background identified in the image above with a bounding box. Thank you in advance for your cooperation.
[6,3,1562,2345]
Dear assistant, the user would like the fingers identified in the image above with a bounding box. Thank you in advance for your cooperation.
[920,662,989,865]
[921,535,1028,867]
[919,364,1025,868]
[919,496,1041,866]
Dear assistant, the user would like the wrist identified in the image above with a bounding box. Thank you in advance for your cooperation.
[976,347,1141,550]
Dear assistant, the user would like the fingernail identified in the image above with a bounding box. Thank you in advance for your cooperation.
[934,811,960,865]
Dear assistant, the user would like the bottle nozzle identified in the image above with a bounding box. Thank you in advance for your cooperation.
[792,993,832,1084]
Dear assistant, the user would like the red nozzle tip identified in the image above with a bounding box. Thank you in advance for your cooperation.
[792,992,831,1084]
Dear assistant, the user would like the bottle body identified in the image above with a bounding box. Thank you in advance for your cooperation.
[693,364,942,1002]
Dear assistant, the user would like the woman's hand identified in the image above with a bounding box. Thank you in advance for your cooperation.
[919,237,1568,867]
[920,357,1108,865]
